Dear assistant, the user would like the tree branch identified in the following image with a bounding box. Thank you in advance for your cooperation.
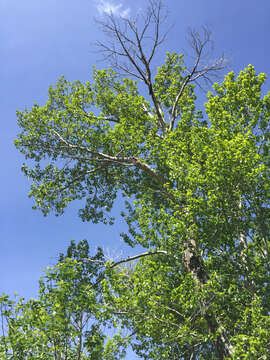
[110,250,168,268]
[169,26,227,131]
[95,0,168,133]
[51,131,186,210]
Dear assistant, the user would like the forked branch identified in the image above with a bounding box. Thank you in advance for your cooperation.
[53,130,169,189]
[169,26,226,131]
[96,0,168,132]
[97,5,226,134]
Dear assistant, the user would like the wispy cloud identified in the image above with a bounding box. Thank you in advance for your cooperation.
[96,0,130,17]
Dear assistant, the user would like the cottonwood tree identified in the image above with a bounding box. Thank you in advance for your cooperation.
[14,0,270,358]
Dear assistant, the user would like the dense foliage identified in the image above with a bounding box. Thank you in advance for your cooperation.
[0,241,129,359]
[2,2,270,358]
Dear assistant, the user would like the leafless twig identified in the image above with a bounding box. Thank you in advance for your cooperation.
[96,0,169,133]
[169,26,226,131]
[96,2,226,133]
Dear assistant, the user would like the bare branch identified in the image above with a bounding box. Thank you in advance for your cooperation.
[97,14,148,82]
[169,26,227,131]
[187,26,227,79]
[95,0,168,133]
[110,250,168,268]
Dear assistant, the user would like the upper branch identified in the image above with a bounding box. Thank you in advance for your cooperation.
[169,26,227,131]
[96,0,168,132]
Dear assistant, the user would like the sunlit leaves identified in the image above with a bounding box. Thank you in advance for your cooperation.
[13,58,270,358]
[0,241,127,359]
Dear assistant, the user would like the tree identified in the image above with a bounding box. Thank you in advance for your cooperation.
[14,0,270,358]
[0,240,128,359]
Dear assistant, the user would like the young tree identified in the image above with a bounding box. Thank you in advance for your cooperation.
[14,0,270,358]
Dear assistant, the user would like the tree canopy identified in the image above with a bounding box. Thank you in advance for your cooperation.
[0,241,129,359]
[2,1,270,358]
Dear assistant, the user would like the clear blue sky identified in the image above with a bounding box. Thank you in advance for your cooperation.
[1,0,270,318]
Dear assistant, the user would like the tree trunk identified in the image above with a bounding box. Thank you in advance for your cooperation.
[184,241,234,358]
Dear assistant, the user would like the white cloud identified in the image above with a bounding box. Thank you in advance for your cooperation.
[96,0,130,17]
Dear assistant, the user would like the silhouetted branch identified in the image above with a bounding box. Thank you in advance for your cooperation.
[96,0,168,132]
[169,26,227,131]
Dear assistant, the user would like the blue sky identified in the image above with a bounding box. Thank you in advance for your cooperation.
[1,0,270,312]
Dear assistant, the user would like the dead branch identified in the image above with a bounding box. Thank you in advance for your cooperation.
[85,250,168,280]
[110,250,168,268]
[95,0,168,133]
[169,26,226,131]
[96,2,226,134]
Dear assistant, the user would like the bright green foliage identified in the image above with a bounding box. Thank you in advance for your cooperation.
[0,241,128,359]
[13,56,270,359]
